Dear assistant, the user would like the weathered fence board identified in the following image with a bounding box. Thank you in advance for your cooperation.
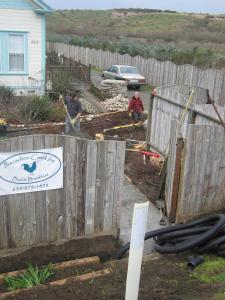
[147,86,225,154]
[0,135,125,250]
[48,42,225,106]
[150,86,225,222]
[176,125,225,222]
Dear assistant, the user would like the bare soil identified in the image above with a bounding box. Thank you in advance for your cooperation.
[125,152,162,203]
[3,254,223,300]
[0,236,118,274]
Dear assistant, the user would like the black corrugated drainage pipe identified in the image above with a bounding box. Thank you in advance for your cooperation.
[115,214,225,259]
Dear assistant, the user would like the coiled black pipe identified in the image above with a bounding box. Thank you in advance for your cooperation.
[115,214,225,259]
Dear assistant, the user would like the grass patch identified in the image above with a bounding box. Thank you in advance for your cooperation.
[191,256,225,284]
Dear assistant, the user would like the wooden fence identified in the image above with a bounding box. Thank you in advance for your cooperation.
[176,124,225,222]
[47,42,225,106]
[0,135,125,250]
[149,86,225,222]
[146,85,225,154]
[46,52,91,93]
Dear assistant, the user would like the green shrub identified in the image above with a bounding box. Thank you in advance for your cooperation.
[48,102,66,122]
[5,264,54,291]
[19,96,51,123]
[0,85,14,106]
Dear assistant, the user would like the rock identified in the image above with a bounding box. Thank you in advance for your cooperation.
[103,95,129,112]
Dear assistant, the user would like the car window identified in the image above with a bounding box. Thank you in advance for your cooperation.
[120,67,139,74]
[113,67,118,73]
[108,66,114,72]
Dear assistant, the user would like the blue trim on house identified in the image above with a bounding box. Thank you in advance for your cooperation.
[0,31,28,75]
[33,0,53,11]
[41,16,46,95]
[0,30,29,33]
[0,73,29,76]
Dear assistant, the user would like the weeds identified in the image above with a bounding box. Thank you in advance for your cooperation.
[4,264,54,291]
[18,96,51,123]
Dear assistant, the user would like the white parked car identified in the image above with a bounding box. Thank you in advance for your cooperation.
[102,65,146,90]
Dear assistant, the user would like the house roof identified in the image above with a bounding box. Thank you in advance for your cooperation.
[31,0,53,14]
[32,0,53,12]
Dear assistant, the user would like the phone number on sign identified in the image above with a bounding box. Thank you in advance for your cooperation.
[12,183,49,192]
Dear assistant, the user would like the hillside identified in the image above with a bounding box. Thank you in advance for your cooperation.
[46,9,225,68]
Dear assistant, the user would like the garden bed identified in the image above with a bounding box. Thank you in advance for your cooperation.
[0,254,223,300]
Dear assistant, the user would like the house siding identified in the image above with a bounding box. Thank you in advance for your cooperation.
[0,9,44,95]
[0,0,39,10]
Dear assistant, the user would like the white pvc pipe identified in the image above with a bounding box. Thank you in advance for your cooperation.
[125,202,149,300]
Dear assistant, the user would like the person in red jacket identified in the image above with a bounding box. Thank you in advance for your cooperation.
[128,91,144,121]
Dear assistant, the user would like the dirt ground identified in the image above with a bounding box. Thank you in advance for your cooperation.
[0,236,118,274]
[125,152,162,203]
[3,254,223,300]
[80,112,162,202]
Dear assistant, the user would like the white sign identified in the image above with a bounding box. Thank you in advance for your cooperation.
[125,202,149,300]
[0,148,63,196]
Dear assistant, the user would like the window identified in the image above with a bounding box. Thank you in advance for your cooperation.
[0,31,28,74]
[9,35,25,72]
[120,67,139,74]
[112,67,118,73]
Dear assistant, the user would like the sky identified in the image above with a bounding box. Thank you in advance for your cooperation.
[44,0,225,14]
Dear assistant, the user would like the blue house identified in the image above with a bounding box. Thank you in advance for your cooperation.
[0,0,52,95]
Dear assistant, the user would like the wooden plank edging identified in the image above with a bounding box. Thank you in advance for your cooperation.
[0,268,111,299]
[0,256,100,284]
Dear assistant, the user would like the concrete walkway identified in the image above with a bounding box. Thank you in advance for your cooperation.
[120,177,167,254]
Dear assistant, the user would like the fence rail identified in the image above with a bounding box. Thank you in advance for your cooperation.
[0,135,125,250]
[47,42,225,106]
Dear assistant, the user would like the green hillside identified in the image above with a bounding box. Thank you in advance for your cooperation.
[47,9,225,68]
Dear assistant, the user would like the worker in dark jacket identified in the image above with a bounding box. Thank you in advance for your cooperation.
[128,91,144,121]
[64,94,82,134]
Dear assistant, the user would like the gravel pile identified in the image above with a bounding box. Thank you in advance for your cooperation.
[79,98,100,114]
[100,80,127,98]
[103,94,129,112]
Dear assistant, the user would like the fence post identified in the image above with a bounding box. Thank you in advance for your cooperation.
[169,138,184,223]
[146,93,155,150]
[88,64,91,82]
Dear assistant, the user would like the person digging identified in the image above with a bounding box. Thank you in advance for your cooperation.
[128,91,144,121]
[64,93,82,134]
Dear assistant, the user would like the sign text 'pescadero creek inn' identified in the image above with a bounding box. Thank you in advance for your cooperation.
[0,148,63,196]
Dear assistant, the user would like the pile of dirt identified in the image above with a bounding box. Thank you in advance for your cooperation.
[0,236,118,274]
